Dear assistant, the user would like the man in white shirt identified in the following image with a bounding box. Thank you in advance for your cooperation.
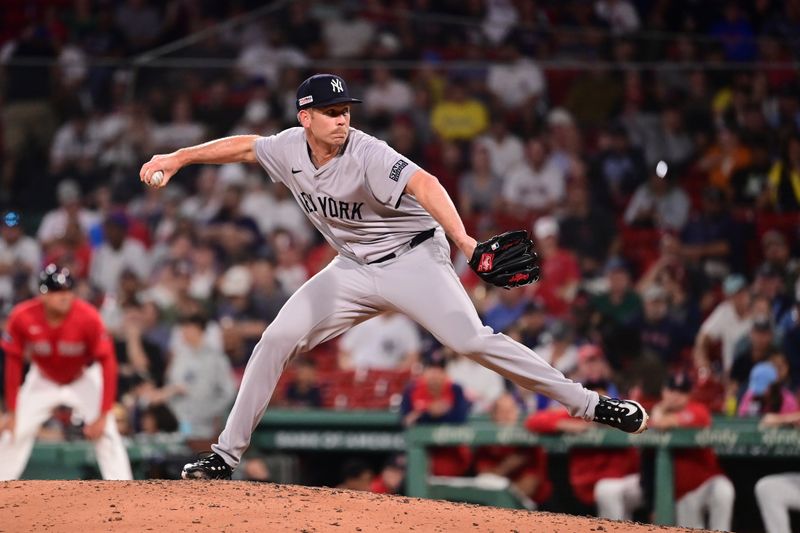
[694,274,753,375]
[89,212,151,295]
[487,43,546,111]
[502,138,565,213]
[338,311,421,370]
[477,119,525,178]
[36,179,99,247]
[364,67,413,117]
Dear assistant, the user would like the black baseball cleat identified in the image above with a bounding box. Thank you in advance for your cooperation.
[181,452,233,480]
[593,397,649,434]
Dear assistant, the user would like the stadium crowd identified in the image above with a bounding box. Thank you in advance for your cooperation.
[1,0,800,528]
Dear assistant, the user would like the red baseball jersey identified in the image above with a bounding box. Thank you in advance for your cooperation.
[670,400,725,499]
[2,298,117,413]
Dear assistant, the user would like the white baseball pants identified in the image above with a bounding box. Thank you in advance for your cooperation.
[213,232,598,467]
[675,474,735,531]
[0,363,132,480]
[594,473,643,521]
[755,473,800,533]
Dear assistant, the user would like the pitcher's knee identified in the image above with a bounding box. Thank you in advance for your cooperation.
[755,476,777,503]
[258,326,304,359]
[445,333,488,356]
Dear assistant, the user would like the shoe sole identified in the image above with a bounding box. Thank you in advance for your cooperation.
[627,400,649,434]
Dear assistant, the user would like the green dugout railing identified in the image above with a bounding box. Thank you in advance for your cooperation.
[404,421,800,526]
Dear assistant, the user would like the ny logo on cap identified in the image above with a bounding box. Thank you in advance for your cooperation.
[331,78,344,93]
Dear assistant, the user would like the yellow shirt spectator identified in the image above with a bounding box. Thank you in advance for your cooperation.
[430,94,489,141]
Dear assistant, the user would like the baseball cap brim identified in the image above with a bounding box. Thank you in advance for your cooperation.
[300,96,362,110]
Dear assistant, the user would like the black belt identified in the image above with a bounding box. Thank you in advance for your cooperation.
[368,228,436,265]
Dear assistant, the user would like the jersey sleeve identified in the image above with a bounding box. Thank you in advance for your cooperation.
[254,130,293,185]
[362,137,421,208]
[2,311,26,411]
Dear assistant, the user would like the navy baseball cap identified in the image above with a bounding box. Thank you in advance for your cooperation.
[296,74,362,110]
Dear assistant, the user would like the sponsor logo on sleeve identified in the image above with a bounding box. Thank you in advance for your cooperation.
[389,159,409,182]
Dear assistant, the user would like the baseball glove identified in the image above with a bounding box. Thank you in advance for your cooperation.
[468,230,540,289]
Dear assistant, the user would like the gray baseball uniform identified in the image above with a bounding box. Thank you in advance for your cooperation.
[211,127,599,467]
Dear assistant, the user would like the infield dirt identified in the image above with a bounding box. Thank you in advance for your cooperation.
[0,480,709,532]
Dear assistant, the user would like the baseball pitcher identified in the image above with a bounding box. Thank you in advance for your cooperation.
[138,74,648,480]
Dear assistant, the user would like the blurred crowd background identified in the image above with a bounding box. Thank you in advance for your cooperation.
[1,0,799,510]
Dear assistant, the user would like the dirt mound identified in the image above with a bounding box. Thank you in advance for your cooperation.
[0,481,704,532]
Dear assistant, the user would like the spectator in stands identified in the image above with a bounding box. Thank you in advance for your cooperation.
[163,312,236,439]
[401,351,472,476]
[643,106,694,171]
[42,217,93,283]
[650,373,736,530]
[570,346,620,399]
[458,142,503,216]
[638,285,683,368]
[767,134,800,212]
[709,2,757,62]
[152,96,206,154]
[445,347,505,415]
[336,459,374,491]
[753,262,794,325]
[594,0,641,35]
[559,182,616,278]
[589,124,646,209]
[623,163,690,232]
[114,0,161,53]
[338,311,421,371]
[545,108,582,176]
[477,118,525,179]
[698,126,752,191]
[761,231,800,300]
[474,394,552,510]
[249,256,290,324]
[37,180,99,248]
[113,300,166,400]
[486,40,546,112]
[681,186,739,278]
[203,184,263,264]
[49,110,101,189]
[502,138,566,214]
[533,320,579,377]
[0,212,41,304]
[364,67,413,126]
[1,23,57,196]
[781,290,800,387]
[592,258,643,370]
[216,264,268,367]
[730,139,772,209]
[430,80,489,141]
[509,299,549,350]
[738,358,799,417]
[89,211,151,295]
[180,166,221,224]
[484,285,531,334]
[695,273,753,376]
[529,216,580,318]
[283,357,322,409]
[526,379,641,520]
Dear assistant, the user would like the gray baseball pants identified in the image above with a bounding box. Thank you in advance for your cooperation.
[213,231,598,467]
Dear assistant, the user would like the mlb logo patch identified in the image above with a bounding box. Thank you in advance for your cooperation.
[388,160,408,182]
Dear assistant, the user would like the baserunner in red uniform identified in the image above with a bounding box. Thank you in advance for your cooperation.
[0,264,132,480]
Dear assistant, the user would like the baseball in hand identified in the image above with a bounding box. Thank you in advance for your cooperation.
[150,170,164,187]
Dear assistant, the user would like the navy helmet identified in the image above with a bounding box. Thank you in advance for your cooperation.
[39,264,74,294]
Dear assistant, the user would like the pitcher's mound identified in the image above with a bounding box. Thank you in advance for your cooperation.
[0,480,704,532]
